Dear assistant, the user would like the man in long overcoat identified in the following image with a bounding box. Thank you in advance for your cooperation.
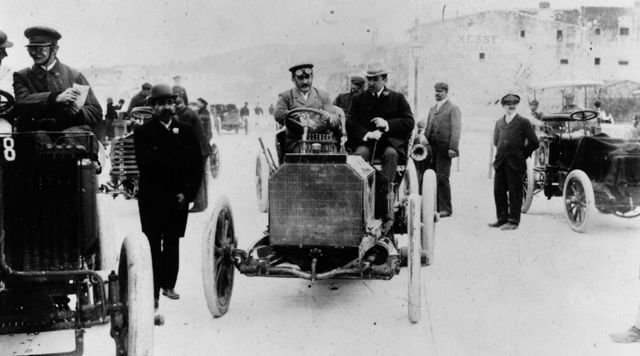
[134,84,202,307]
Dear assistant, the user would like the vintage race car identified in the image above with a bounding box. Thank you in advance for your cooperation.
[214,104,248,135]
[522,109,640,232]
[204,107,437,323]
[0,89,158,355]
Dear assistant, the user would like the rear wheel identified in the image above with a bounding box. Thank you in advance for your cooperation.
[209,143,220,179]
[202,196,237,317]
[407,194,422,323]
[256,154,269,213]
[114,233,154,356]
[421,170,437,265]
[522,158,535,213]
[563,170,595,232]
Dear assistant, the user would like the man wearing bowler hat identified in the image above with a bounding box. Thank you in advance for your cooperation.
[12,26,102,132]
[489,94,539,231]
[347,61,414,223]
[274,63,340,154]
[0,30,13,67]
[333,75,365,119]
[134,84,203,308]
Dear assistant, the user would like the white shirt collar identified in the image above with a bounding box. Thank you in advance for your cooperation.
[375,87,384,98]
[161,119,172,130]
[436,97,448,110]
[297,88,310,101]
[41,59,57,72]
[505,112,517,124]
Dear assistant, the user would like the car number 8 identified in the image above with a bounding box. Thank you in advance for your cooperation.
[3,137,15,161]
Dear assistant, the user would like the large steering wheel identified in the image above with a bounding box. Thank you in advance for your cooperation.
[0,89,15,117]
[285,107,326,129]
[569,110,598,122]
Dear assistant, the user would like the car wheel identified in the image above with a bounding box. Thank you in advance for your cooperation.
[244,118,249,135]
[521,158,535,213]
[114,233,154,356]
[563,169,595,233]
[407,194,422,324]
[421,169,437,266]
[96,194,118,272]
[256,154,269,213]
[202,196,237,317]
[209,143,220,179]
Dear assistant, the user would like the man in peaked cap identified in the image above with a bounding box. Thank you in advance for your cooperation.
[0,30,13,66]
[333,75,365,119]
[172,75,188,105]
[126,82,152,118]
[274,63,340,154]
[134,84,203,308]
[12,26,102,132]
[489,93,538,231]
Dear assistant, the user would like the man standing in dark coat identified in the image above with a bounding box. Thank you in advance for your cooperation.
[347,61,414,221]
[134,84,203,307]
[12,26,102,132]
[175,96,211,212]
[423,82,461,218]
[333,75,364,119]
[126,82,151,117]
[489,94,539,231]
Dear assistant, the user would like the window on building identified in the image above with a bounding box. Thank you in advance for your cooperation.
[594,57,601,65]
[479,52,485,62]
[594,28,601,35]
[620,27,630,36]
[557,30,563,41]
[619,60,629,65]
[520,30,525,38]
[560,59,569,64]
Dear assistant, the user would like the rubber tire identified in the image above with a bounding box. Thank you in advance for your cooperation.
[521,158,535,214]
[563,169,595,233]
[209,143,221,179]
[256,154,269,213]
[117,233,154,356]
[202,196,237,317]
[421,170,437,266]
[398,159,420,204]
[407,194,422,323]
[96,194,118,272]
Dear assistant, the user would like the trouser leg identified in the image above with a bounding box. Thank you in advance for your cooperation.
[354,145,372,162]
[192,155,208,210]
[434,153,453,213]
[507,165,524,225]
[160,237,180,290]
[493,165,509,223]
[146,235,162,300]
[380,146,398,185]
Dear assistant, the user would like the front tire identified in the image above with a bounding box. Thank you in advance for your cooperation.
[407,194,422,323]
[421,170,437,265]
[521,158,535,213]
[563,169,595,233]
[202,196,237,317]
[256,154,269,213]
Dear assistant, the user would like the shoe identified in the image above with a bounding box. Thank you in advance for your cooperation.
[488,221,507,228]
[162,288,180,300]
[610,326,640,343]
[500,222,518,230]
[438,211,452,218]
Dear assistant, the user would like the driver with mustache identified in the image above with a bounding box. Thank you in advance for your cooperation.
[274,63,340,153]
[12,26,102,132]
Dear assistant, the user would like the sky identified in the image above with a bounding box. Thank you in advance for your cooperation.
[0,0,637,71]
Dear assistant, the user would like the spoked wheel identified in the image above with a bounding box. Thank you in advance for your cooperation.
[209,143,221,179]
[521,158,535,213]
[563,170,595,232]
[113,233,154,356]
[421,169,437,266]
[255,153,269,213]
[407,194,422,324]
[202,196,237,317]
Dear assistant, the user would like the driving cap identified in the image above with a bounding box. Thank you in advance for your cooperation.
[434,82,449,91]
[350,75,365,85]
[529,99,539,105]
[146,84,177,103]
[197,97,208,106]
[141,82,152,90]
[24,26,61,46]
[288,63,313,74]
[501,94,521,105]
[366,61,388,77]
[0,31,13,48]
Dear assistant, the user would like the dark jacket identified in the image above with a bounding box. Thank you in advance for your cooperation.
[347,87,414,156]
[106,102,122,121]
[240,106,250,117]
[134,118,203,237]
[127,91,147,117]
[424,100,462,155]
[333,92,357,119]
[274,87,335,142]
[493,114,539,173]
[176,106,211,156]
[12,59,103,131]
[197,107,213,145]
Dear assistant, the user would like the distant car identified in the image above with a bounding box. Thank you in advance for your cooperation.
[522,110,640,232]
[213,103,248,135]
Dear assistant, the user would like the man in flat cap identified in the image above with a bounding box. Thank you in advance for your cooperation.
[274,63,340,154]
[172,75,188,105]
[333,75,365,119]
[134,84,203,308]
[347,61,414,222]
[127,82,152,118]
[489,94,539,230]
[0,30,13,67]
[12,26,102,132]
[421,82,461,218]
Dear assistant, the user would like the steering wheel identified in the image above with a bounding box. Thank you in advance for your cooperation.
[285,107,326,129]
[0,89,15,117]
[569,110,598,122]
[130,106,153,121]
